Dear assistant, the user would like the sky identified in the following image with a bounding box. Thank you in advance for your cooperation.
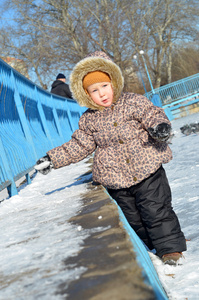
[0,0,58,89]
[0,1,15,27]
[0,112,199,299]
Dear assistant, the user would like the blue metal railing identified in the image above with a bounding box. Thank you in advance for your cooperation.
[145,73,199,105]
[105,190,168,299]
[0,58,86,197]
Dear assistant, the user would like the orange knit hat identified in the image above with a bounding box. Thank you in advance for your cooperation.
[83,71,111,90]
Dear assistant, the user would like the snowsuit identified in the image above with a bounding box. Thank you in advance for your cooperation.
[47,51,186,257]
[51,80,73,99]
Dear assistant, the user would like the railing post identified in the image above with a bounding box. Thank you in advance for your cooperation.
[49,95,65,140]
[0,136,18,197]
[164,107,174,121]
[26,173,31,184]
[10,71,38,160]
[35,86,55,148]
[63,99,76,133]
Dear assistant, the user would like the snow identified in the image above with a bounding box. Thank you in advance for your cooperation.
[0,159,92,299]
[149,112,199,299]
[0,112,199,299]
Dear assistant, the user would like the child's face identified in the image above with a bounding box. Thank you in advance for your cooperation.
[87,82,114,107]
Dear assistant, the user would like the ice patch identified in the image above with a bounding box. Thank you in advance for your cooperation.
[188,196,198,202]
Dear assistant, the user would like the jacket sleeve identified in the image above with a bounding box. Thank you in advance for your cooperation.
[127,94,171,129]
[64,84,73,99]
[47,112,96,169]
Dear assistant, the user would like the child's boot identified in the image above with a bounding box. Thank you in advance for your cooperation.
[162,252,183,265]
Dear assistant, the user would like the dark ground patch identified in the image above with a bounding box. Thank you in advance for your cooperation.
[57,161,155,300]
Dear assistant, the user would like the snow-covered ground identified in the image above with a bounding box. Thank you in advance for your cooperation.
[149,112,199,299]
[0,159,92,299]
[0,112,199,300]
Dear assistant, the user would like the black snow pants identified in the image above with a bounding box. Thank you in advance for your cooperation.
[107,166,187,258]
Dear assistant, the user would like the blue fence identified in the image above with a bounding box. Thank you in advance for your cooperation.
[145,73,199,105]
[145,73,199,121]
[0,58,86,197]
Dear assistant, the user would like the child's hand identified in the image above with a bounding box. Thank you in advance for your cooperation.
[148,123,171,142]
[34,155,53,175]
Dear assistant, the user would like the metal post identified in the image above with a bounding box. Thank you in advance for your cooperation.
[10,70,38,160]
[0,136,18,197]
[139,50,155,94]
[133,55,148,96]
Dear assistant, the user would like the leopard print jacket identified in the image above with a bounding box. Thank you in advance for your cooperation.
[47,93,172,189]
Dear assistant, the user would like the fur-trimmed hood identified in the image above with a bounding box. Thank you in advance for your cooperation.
[69,51,124,110]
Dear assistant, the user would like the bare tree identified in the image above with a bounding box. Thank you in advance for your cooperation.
[171,44,199,81]
[124,0,199,88]
[0,0,198,92]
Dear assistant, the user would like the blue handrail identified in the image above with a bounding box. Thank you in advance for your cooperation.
[145,73,199,105]
[0,58,86,197]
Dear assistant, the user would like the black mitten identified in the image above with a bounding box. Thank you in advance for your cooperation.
[148,123,171,142]
[34,155,53,175]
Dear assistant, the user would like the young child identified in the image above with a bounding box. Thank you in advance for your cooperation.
[36,51,186,265]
